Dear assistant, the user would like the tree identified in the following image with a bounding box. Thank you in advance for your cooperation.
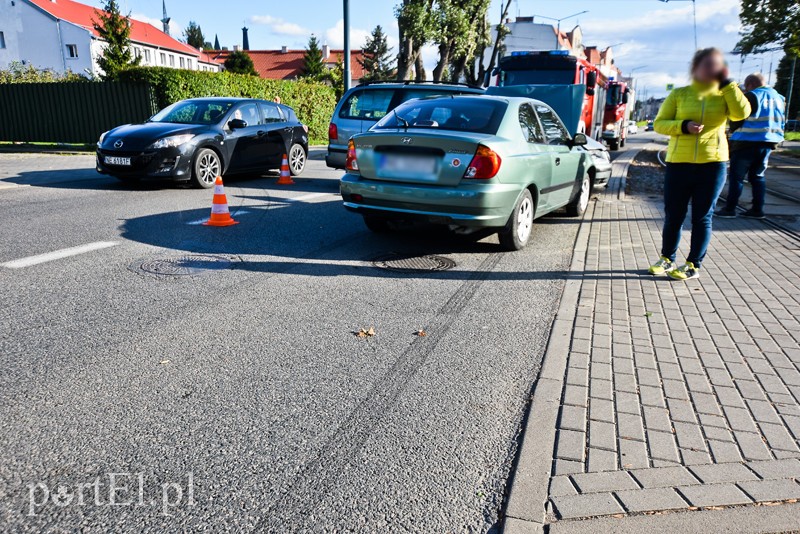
[430,0,491,82]
[184,21,205,50]
[479,0,513,86]
[396,0,435,81]
[775,54,800,119]
[360,25,395,82]
[92,0,140,80]
[322,56,346,100]
[301,35,326,80]
[224,50,257,75]
[737,0,800,55]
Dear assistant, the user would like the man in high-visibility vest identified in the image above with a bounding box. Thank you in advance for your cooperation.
[716,73,785,219]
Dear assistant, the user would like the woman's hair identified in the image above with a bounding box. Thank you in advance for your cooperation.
[691,47,724,74]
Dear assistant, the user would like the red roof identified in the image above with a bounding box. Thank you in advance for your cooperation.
[211,49,366,80]
[27,0,200,56]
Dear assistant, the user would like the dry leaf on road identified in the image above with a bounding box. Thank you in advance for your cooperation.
[355,327,376,338]
[415,330,427,337]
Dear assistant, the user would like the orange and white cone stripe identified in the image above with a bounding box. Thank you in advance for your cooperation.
[276,154,294,185]
[203,176,239,227]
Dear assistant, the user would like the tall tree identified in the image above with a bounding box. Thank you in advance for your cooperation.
[92,0,140,80]
[224,50,257,75]
[301,35,326,80]
[360,25,395,82]
[431,0,491,82]
[737,0,800,55]
[396,0,435,81]
[184,21,205,50]
[480,0,514,86]
[322,56,346,100]
[775,54,800,119]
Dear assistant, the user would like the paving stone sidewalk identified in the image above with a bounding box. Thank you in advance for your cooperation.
[504,147,800,531]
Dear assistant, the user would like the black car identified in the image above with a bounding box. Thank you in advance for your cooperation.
[96,98,309,188]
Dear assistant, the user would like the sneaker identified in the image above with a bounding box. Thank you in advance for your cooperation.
[714,208,737,218]
[668,262,700,280]
[741,209,765,219]
[648,256,676,275]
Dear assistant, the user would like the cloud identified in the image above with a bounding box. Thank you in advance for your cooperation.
[250,15,310,37]
[324,19,371,49]
[131,12,180,37]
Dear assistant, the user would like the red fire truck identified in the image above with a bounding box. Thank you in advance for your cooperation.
[493,50,608,139]
[601,78,634,150]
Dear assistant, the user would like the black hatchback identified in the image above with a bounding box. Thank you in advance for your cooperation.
[96,98,309,188]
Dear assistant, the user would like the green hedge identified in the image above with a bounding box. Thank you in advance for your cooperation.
[118,67,336,145]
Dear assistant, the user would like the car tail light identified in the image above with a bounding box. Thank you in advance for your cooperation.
[345,139,359,172]
[329,122,338,140]
[464,145,501,179]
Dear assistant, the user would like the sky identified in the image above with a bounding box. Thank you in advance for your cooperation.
[102,0,779,98]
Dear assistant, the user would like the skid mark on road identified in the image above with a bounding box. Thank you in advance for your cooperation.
[256,252,504,528]
[0,241,120,269]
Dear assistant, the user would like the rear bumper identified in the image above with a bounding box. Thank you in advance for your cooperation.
[326,146,347,169]
[340,173,521,227]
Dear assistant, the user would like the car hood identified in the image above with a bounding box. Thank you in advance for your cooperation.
[101,123,209,151]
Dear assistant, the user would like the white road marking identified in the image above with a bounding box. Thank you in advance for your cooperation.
[1,241,120,269]
[284,192,337,203]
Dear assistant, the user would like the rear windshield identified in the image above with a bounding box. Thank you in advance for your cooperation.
[339,89,394,120]
[373,98,507,135]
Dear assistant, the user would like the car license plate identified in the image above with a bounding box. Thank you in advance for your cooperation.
[104,156,131,166]
[379,154,436,175]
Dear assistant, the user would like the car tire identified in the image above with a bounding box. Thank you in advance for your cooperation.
[609,141,619,151]
[363,215,392,233]
[192,148,221,189]
[289,143,307,176]
[566,172,591,217]
[620,137,626,148]
[498,189,535,251]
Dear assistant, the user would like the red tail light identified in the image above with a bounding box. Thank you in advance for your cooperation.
[329,122,338,141]
[464,145,502,179]
[345,139,359,172]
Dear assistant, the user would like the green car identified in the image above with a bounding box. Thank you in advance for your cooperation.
[340,95,596,250]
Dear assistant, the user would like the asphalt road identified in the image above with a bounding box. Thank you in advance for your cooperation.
[0,141,644,532]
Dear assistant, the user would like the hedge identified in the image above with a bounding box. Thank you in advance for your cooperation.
[117,67,337,145]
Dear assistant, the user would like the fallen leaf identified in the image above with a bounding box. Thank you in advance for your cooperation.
[159,360,170,365]
[644,311,653,318]
[355,327,376,338]
[611,514,625,519]
[415,330,427,337]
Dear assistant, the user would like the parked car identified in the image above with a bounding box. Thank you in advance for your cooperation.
[326,81,485,169]
[340,95,595,251]
[97,98,309,188]
[583,136,612,186]
[645,120,654,132]
[627,120,639,134]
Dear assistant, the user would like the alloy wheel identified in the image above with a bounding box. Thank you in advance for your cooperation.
[516,197,534,243]
[198,152,220,185]
[289,145,306,175]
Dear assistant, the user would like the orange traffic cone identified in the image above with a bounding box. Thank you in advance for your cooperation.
[203,176,239,227]
[276,154,295,185]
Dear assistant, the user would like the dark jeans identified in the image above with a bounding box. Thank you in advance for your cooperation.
[725,145,771,213]
[661,162,727,268]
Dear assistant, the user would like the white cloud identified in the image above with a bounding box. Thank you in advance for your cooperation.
[131,12,180,38]
[324,19,371,49]
[250,15,310,37]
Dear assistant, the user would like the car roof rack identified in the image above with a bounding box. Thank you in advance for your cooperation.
[356,80,484,90]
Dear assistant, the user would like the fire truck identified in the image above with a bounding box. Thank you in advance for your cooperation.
[493,50,608,139]
[601,78,634,150]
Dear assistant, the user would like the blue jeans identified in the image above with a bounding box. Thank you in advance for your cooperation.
[725,146,771,213]
[661,162,727,268]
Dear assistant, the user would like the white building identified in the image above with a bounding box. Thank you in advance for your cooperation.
[0,0,221,77]
[491,17,585,58]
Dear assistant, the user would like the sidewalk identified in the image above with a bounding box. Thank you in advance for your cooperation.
[503,146,800,533]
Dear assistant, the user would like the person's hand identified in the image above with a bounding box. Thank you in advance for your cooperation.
[687,121,704,134]
[717,66,730,84]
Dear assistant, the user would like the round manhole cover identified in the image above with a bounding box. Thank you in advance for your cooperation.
[373,254,456,273]
[130,254,241,277]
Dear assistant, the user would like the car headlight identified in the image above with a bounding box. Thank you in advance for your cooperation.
[148,134,195,150]
[97,131,109,147]
[605,124,616,131]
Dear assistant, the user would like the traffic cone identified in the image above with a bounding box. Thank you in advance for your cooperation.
[276,154,294,185]
[203,176,239,227]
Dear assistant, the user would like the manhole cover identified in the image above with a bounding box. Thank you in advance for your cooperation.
[130,254,241,277]
[373,253,456,273]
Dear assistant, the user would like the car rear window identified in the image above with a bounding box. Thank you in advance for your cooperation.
[339,89,394,120]
[373,98,507,135]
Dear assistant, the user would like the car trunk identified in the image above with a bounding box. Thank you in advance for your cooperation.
[354,130,492,186]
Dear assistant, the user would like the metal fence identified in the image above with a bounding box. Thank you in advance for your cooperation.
[0,82,157,144]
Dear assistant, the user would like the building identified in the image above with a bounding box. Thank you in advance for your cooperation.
[490,17,585,58]
[211,45,366,86]
[0,0,221,76]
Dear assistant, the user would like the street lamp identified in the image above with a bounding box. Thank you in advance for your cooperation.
[532,11,589,49]
[659,0,697,51]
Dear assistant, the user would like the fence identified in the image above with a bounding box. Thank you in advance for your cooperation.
[0,82,157,144]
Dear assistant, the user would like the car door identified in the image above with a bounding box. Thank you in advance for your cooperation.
[225,102,266,173]
[517,103,554,214]
[259,102,290,169]
[535,103,582,208]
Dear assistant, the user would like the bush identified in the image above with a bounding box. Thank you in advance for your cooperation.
[118,67,336,145]
[0,61,88,83]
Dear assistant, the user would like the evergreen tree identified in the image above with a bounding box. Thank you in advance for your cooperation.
[301,35,325,80]
[184,21,205,50]
[775,54,799,119]
[92,0,140,80]
[359,25,395,82]
[224,50,257,76]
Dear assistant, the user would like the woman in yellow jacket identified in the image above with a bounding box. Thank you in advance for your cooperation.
[649,48,751,280]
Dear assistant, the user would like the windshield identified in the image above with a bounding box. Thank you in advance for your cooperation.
[373,98,507,135]
[606,85,623,106]
[500,69,574,86]
[150,100,235,125]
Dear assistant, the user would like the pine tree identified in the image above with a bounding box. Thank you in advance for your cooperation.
[301,35,325,80]
[224,50,257,76]
[92,0,140,80]
[359,25,395,83]
[184,21,205,50]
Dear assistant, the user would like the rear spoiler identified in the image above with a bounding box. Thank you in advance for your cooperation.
[486,85,587,137]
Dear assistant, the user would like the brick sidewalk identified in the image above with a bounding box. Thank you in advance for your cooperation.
[504,147,800,531]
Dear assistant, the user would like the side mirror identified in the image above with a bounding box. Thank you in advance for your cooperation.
[228,118,248,129]
[572,133,588,147]
[586,71,597,89]
[622,92,630,104]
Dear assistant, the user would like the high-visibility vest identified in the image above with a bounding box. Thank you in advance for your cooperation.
[731,86,786,144]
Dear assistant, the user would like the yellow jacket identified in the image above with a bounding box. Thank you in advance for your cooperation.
[654,80,751,164]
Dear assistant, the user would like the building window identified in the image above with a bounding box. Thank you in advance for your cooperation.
[169,55,175,67]
[66,44,78,58]
[160,52,166,65]
[144,49,151,63]
[0,32,6,49]
[187,59,192,69]
[179,57,185,68]
[134,47,142,59]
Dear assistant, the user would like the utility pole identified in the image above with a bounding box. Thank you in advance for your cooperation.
[343,0,351,93]
[787,55,797,120]
[659,0,697,50]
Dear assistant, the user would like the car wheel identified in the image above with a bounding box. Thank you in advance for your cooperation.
[609,141,619,151]
[498,189,534,251]
[363,215,392,233]
[192,148,221,189]
[620,137,626,148]
[289,143,307,176]
[566,173,591,217]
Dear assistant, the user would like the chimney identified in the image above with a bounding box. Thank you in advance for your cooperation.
[322,44,330,60]
[242,26,250,51]
[233,45,241,52]
[281,46,288,54]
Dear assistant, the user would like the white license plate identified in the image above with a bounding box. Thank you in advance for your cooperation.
[379,154,436,175]
[104,156,131,166]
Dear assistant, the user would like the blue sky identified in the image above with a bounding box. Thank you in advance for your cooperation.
[104,0,777,98]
